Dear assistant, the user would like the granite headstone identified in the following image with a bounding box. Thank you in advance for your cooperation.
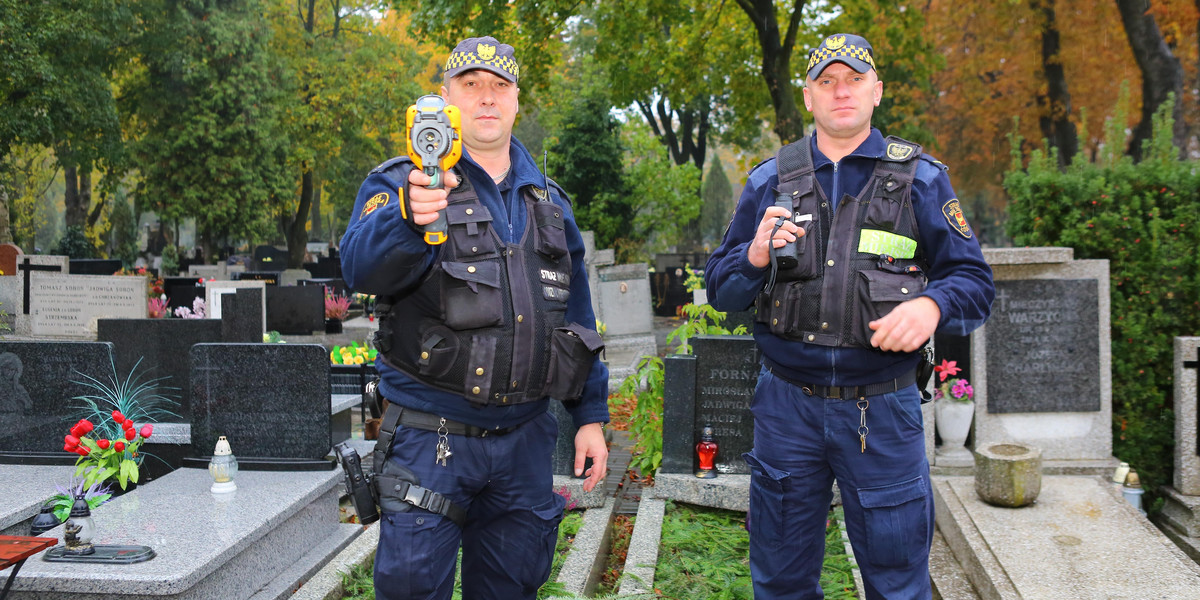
[96,318,221,420]
[221,287,265,343]
[189,343,332,466]
[68,258,123,275]
[0,341,116,455]
[265,285,324,335]
[0,244,20,278]
[596,263,654,337]
[986,279,1100,413]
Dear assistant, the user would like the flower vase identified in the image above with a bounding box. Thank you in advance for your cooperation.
[934,398,975,466]
[325,318,343,334]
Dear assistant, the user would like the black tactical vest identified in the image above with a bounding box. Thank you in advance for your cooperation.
[374,171,601,406]
[755,134,929,348]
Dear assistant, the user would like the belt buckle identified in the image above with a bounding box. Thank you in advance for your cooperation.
[801,385,814,396]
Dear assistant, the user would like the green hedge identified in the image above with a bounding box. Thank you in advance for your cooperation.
[1004,103,1200,501]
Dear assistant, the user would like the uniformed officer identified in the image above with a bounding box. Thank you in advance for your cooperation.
[705,33,994,599]
[340,36,610,600]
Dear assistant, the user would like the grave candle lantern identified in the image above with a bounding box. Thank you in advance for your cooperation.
[209,435,239,494]
[695,424,718,479]
[63,496,96,556]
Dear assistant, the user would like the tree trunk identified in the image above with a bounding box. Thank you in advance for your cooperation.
[637,98,710,172]
[0,185,12,245]
[64,164,84,228]
[1037,0,1078,168]
[735,0,807,144]
[1115,0,1188,160]
[287,168,315,269]
[310,185,323,241]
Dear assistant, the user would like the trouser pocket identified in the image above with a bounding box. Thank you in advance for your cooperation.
[375,510,457,599]
[856,475,929,568]
[744,451,791,548]
[519,494,567,592]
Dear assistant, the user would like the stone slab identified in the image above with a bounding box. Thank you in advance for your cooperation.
[2,468,356,599]
[617,497,665,597]
[1174,337,1200,494]
[290,522,379,600]
[972,256,1112,462]
[554,496,617,598]
[930,529,981,600]
[0,341,116,453]
[0,465,83,536]
[934,475,1200,599]
[690,336,757,475]
[204,280,265,328]
[1159,485,1200,538]
[650,473,750,512]
[30,274,146,337]
[985,279,1100,413]
[596,264,654,338]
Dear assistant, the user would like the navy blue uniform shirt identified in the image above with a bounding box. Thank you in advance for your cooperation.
[705,129,994,386]
[340,136,610,429]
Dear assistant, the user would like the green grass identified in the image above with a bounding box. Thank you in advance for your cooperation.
[651,501,858,600]
[338,510,585,599]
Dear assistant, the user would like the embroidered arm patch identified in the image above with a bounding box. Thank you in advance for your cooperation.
[362,192,390,219]
[942,199,972,238]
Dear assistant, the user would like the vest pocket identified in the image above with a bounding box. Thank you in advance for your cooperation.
[544,322,605,402]
[416,326,458,378]
[447,204,499,259]
[760,281,806,336]
[863,194,904,231]
[854,270,927,345]
[532,201,568,259]
[442,261,503,330]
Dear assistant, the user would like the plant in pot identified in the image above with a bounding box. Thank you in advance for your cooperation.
[933,359,975,464]
[325,293,350,333]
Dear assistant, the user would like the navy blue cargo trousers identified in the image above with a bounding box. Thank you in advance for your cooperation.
[374,410,565,600]
[745,367,934,599]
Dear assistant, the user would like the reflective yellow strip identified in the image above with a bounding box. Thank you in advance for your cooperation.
[858,229,917,259]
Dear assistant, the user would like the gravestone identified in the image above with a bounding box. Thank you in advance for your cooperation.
[96,318,221,420]
[236,271,280,285]
[189,343,333,468]
[163,276,205,311]
[661,335,759,475]
[0,341,116,456]
[970,248,1114,471]
[68,258,122,275]
[1157,337,1200,560]
[0,255,69,335]
[205,279,266,327]
[265,285,324,335]
[29,273,146,338]
[594,262,657,389]
[580,231,615,319]
[221,288,265,343]
[189,263,246,280]
[0,243,20,278]
[300,278,347,299]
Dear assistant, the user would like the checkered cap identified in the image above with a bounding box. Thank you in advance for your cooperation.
[806,33,876,80]
[444,36,520,83]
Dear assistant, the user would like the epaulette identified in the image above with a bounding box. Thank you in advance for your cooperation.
[369,156,412,175]
[919,154,950,172]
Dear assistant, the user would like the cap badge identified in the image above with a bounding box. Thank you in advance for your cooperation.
[942,199,973,239]
[825,35,846,50]
[477,43,496,60]
[886,143,914,161]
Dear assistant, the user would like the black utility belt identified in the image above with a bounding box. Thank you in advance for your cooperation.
[769,366,916,400]
[381,400,522,437]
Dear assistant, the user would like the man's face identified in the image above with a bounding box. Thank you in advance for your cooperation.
[802,62,883,140]
[441,70,519,154]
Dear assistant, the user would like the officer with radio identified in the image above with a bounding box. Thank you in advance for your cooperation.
[705,34,994,599]
[339,36,609,600]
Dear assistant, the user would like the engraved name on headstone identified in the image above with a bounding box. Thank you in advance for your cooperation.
[691,336,758,474]
[985,279,1100,413]
[30,274,146,337]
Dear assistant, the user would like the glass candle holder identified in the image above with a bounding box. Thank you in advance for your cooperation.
[63,496,96,555]
[695,424,718,479]
[209,435,239,494]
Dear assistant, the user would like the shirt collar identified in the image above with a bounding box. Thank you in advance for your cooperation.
[809,128,887,168]
[460,136,545,192]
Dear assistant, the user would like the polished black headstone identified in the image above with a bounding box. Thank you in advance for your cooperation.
[660,354,698,475]
[69,258,123,275]
[266,285,324,335]
[236,271,280,284]
[0,341,115,454]
[299,278,347,299]
[551,399,580,477]
[189,343,331,463]
[220,288,263,343]
[97,318,220,420]
[986,279,1100,413]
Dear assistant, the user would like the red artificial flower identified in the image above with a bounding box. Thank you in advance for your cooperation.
[63,443,75,452]
[79,419,93,434]
[65,434,80,449]
[140,424,153,439]
[933,359,961,382]
[123,418,135,429]
[97,439,111,450]
[125,428,137,441]
[112,410,125,422]
[76,446,90,456]
[114,441,125,452]
[70,423,86,437]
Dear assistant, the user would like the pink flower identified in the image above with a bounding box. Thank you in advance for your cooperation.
[140,424,153,439]
[951,379,973,400]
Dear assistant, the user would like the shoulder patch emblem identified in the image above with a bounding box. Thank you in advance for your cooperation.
[886,143,915,161]
[942,199,972,238]
[361,192,390,219]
